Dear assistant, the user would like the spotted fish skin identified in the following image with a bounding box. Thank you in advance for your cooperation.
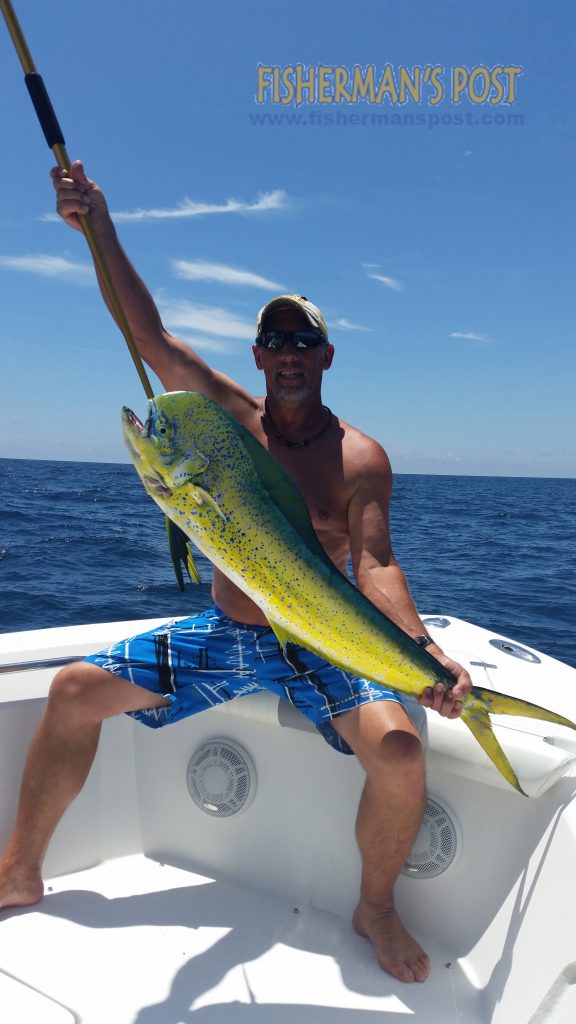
[122,391,576,795]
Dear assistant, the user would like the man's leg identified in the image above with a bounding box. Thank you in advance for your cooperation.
[0,662,170,910]
[331,701,429,983]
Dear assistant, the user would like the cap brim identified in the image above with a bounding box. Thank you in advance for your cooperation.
[256,294,328,338]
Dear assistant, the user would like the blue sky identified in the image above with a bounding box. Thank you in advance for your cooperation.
[1,0,574,476]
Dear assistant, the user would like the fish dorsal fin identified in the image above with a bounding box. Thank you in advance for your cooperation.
[230,418,341,576]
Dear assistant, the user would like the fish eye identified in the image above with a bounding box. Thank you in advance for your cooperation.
[158,426,168,436]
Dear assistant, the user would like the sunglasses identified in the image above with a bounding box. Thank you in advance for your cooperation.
[255,330,326,350]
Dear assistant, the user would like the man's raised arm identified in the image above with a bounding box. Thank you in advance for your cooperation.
[52,161,257,419]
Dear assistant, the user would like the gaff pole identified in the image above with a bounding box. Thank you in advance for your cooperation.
[1,0,195,590]
[0,0,154,400]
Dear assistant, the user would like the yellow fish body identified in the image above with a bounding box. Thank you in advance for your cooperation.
[122,392,576,795]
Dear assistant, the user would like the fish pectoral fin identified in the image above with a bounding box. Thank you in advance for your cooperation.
[460,705,526,796]
[172,454,210,486]
[189,485,226,520]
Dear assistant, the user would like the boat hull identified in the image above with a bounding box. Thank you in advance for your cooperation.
[1,614,576,1022]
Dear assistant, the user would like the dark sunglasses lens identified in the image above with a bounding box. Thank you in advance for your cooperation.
[293,332,324,348]
[259,332,285,349]
[257,331,324,349]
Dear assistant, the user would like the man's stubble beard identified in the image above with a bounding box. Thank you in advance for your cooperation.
[270,373,313,403]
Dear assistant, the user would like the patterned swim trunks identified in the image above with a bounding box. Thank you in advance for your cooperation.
[85,606,421,755]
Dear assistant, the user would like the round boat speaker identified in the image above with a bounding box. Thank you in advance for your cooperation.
[401,798,460,880]
[187,739,256,818]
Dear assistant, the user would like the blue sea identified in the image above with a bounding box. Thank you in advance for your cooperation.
[1,458,574,668]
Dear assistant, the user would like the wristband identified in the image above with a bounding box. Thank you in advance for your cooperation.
[413,634,434,648]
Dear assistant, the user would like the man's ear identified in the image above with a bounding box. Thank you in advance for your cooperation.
[252,344,264,370]
[323,343,335,369]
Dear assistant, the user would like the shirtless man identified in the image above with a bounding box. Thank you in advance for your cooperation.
[0,162,472,984]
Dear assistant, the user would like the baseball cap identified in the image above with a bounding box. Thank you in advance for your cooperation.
[256,294,329,340]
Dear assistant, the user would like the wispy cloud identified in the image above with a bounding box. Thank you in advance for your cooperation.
[367,271,403,292]
[331,318,374,332]
[0,253,93,283]
[157,297,255,340]
[110,190,289,224]
[450,330,489,343]
[174,334,241,355]
[41,190,289,225]
[173,259,285,291]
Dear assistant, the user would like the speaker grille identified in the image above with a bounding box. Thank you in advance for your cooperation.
[401,798,459,879]
[187,739,256,817]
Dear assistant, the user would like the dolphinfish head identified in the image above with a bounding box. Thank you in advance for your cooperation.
[122,391,210,498]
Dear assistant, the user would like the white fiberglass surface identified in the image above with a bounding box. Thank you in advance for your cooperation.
[0,855,480,1024]
[2,617,576,1022]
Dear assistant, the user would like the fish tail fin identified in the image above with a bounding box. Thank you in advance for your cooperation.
[460,705,526,795]
[473,687,576,731]
[461,687,576,796]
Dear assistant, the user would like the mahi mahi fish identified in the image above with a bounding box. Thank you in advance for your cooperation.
[122,391,576,795]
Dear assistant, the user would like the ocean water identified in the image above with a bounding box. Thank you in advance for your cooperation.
[1,459,574,668]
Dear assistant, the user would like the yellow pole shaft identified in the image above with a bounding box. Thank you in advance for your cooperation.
[1,0,193,592]
[1,0,154,399]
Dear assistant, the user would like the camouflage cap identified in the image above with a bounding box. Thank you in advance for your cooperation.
[256,294,329,340]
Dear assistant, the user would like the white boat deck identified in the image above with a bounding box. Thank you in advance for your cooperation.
[1,854,477,1024]
[2,615,576,1023]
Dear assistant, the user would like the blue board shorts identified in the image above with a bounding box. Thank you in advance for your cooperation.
[85,606,417,755]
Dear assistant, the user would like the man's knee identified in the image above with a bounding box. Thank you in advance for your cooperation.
[48,661,170,721]
[48,662,110,717]
[376,729,424,773]
[333,702,424,777]
[50,662,100,702]
[48,662,139,724]
[361,725,424,786]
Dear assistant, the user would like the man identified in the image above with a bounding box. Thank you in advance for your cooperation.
[0,162,472,984]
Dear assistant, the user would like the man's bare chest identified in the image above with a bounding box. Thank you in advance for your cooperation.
[273,450,351,538]
[246,410,354,539]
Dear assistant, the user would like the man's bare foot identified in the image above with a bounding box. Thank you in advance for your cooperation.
[353,901,431,983]
[0,862,44,912]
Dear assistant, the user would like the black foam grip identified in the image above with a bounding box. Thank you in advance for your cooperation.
[24,73,65,148]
